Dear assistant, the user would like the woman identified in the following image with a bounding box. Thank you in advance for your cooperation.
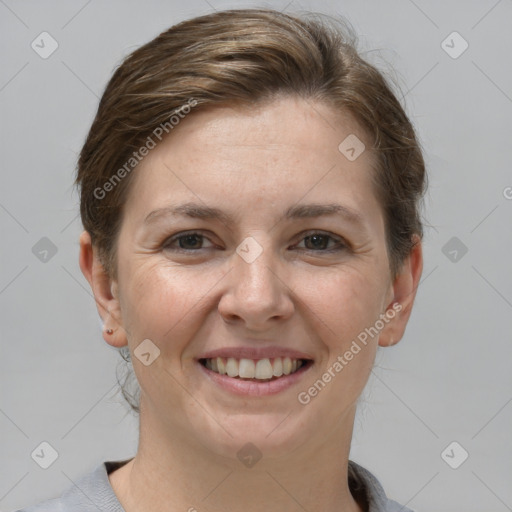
[19,8,426,512]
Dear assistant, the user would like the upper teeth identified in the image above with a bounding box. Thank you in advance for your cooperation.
[204,357,303,379]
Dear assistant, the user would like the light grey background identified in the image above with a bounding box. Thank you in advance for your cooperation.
[1,1,511,511]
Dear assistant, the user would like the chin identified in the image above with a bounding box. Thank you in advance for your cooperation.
[193,411,316,463]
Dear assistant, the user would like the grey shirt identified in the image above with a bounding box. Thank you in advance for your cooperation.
[17,459,414,512]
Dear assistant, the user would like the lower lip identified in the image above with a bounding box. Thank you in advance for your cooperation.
[197,360,313,397]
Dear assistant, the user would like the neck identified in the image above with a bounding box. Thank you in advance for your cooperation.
[109,405,365,512]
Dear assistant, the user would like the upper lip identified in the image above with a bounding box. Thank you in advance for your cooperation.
[197,346,314,361]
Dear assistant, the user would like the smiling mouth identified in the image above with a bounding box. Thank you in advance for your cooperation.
[199,357,312,381]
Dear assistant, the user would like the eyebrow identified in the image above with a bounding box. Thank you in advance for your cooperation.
[143,201,365,228]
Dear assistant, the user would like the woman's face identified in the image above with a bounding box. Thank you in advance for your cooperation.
[89,96,420,461]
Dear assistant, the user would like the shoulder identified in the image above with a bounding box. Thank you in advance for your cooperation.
[348,460,416,512]
[15,460,130,512]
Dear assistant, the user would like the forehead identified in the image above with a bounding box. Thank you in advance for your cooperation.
[123,96,380,226]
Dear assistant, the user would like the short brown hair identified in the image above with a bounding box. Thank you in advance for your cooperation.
[75,8,427,412]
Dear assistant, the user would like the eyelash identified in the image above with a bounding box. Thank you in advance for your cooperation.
[162,230,348,254]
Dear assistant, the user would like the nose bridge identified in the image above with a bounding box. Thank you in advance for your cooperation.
[218,232,293,326]
[234,234,279,297]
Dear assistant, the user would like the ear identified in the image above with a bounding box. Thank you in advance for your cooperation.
[78,230,127,348]
[378,234,423,347]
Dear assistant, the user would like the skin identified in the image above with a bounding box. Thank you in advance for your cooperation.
[79,95,423,512]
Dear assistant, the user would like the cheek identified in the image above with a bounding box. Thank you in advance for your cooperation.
[300,266,384,386]
[119,260,223,353]
[291,269,382,419]
[300,265,386,341]
[301,270,382,401]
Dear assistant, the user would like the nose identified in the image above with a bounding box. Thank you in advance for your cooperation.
[218,237,295,330]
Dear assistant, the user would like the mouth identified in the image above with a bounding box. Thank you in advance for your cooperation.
[197,355,314,396]
[199,356,311,381]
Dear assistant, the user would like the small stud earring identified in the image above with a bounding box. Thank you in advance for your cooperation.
[105,328,114,335]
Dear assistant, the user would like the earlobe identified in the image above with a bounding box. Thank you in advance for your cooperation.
[102,325,128,348]
[377,302,402,347]
[78,230,128,348]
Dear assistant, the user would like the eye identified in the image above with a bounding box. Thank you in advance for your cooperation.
[294,231,347,253]
[162,231,215,252]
